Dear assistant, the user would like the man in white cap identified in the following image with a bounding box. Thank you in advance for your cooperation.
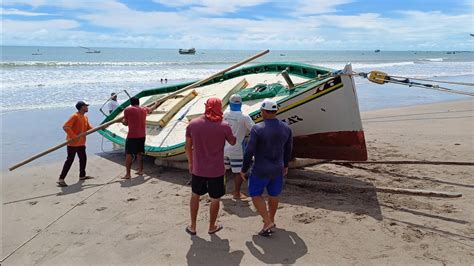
[223,94,254,200]
[240,98,292,237]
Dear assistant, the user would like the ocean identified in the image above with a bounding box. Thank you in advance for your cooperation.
[1,46,473,170]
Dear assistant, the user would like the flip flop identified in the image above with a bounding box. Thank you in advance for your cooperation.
[258,228,272,237]
[208,224,223,235]
[185,226,196,236]
[79,176,94,181]
[56,180,68,187]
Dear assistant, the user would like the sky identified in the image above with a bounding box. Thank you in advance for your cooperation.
[1,0,473,50]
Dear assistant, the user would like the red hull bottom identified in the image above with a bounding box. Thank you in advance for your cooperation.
[293,131,368,161]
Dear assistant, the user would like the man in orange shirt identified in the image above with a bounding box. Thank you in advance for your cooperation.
[57,101,93,187]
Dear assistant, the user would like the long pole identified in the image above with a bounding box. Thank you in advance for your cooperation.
[8,49,270,171]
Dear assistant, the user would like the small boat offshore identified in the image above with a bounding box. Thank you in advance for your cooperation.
[179,48,196,54]
[99,61,368,162]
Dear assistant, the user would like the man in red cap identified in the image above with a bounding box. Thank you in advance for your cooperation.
[185,97,236,235]
[57,101,93,187]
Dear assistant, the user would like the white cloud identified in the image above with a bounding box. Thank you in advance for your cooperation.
[1,0,473,50]
[154,0,269,14]
[284,0,352,16]
[2,19,79,32]
[1,8,50,16]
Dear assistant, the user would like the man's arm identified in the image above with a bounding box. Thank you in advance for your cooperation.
[224,125,237,146]
[241,127,257,175]
[185,136,193,174]
[283,129,293,176]
[63,115,77,140]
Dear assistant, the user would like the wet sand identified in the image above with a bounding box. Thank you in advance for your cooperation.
[1,99,473,264]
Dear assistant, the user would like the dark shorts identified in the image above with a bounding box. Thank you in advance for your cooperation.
[125,137,145,154]
[191,175,225,199]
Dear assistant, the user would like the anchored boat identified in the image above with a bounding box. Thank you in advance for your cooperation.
[99,62,368,162]
[179,48,196,55]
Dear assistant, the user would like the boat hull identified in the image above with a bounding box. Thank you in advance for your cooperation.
[99,62,367,161]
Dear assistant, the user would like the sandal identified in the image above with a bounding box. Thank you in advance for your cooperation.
[79,176,94,181]
[185,226,196,236]
[258,228,272,237]
[208,224,223,234]
[56,180,68,187]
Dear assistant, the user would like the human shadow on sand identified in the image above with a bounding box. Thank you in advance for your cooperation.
[186,234,244,266]
[245,229,307,264]
[97,153,384,221]
[119,175,153,188]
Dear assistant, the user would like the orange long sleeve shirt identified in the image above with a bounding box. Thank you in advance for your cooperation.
[63,112,93,147]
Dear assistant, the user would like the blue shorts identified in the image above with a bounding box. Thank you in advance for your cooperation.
[248,176,283,197]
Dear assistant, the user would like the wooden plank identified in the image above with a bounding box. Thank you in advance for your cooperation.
[158,89,198,127]
[185,78,248,121]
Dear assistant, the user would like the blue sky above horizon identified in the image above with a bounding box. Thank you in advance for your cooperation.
[1,0,473,50]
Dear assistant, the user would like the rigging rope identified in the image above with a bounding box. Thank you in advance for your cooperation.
[338,71,474,97]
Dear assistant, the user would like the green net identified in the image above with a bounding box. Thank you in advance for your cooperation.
[239,83,286,101]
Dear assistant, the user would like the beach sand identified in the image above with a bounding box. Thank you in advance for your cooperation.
[1,99,473,265]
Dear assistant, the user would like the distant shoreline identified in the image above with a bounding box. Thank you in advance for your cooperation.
[2,45,474,52]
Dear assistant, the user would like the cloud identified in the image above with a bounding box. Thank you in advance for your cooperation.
[2,19,79,32]
[153,0,269,14]
[1,0,473,50]
[1,8,51,16]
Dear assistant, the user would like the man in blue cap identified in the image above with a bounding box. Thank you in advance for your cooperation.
[224,94,254,200]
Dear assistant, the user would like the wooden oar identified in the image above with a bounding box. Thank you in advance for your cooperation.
[8,49,270,171]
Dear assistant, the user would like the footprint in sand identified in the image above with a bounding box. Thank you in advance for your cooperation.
[28,201,38,205]
[293,212,317,224]
[401,227,426,243]
[125,233,140,240]
[96,207,107,211]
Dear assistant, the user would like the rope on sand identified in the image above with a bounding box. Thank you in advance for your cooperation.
[0,171,124,263]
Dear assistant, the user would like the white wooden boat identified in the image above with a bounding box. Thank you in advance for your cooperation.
[99,62,368,161]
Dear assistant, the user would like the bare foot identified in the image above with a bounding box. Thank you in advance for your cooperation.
[233,193,249,200]
[136,172,144,176]
[121,175,131,180]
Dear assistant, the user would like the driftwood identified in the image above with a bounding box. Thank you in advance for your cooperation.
[286,179,462,198]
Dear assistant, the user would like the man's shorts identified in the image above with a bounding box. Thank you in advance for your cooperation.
[248,175,283,197]
[191,175,225,199]
[125,137,145,155]
[224,155,243,173]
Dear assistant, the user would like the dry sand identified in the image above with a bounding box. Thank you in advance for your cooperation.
[1,99,473,265]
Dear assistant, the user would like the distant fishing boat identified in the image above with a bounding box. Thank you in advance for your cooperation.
[99,62,368,162]
[32,49,42,55]
[79,46,101,53]
[179,48,196,55]
[374,49,381,53]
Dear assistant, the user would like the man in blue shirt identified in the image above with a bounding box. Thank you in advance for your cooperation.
[240,98,293,237]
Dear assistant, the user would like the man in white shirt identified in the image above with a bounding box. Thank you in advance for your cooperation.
[108,92,119,114]
[224,94,255,200]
